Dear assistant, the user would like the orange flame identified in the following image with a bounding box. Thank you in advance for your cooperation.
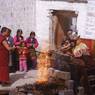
[37,52,50,83]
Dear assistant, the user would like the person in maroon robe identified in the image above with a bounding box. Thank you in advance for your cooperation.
[0,27,15,86]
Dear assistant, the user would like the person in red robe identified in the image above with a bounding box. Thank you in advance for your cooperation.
[0,27,15,86]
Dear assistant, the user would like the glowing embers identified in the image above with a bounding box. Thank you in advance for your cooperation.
[37,52,51,83]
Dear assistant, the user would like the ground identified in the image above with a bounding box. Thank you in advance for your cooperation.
[0,70,38,94]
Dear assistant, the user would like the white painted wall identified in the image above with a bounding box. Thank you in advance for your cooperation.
[36,1,87,50]
[84,1,95,40]
[0,0,36,38]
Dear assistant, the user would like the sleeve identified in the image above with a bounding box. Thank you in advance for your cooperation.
[25,37,31,47]
[11,37,14,46]
[34,38,39,48]
[0,36,6,44]
[14,36,20,46]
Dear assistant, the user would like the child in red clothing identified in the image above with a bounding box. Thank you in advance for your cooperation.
[18,41,28,72]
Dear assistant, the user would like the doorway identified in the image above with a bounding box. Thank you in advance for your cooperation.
[50,10,78,49]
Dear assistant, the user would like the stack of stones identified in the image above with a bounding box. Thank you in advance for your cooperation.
[48,68,75,95]
[10,67,77,95]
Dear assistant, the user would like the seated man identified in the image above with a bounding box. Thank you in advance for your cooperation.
[73,37,90,65]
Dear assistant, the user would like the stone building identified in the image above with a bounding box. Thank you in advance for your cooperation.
[36,0,95,52]
[0,0,95,51]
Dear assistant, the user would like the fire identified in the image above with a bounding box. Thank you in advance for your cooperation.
[37,52,50,83]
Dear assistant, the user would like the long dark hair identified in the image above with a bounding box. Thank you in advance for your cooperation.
[30,31,35,36]
[16,29,23,42]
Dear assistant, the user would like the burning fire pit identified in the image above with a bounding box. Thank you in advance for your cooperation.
[15,52,65,95]
[16,78,65,95]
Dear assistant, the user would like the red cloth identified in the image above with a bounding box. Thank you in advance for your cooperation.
[0,34,9,82]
